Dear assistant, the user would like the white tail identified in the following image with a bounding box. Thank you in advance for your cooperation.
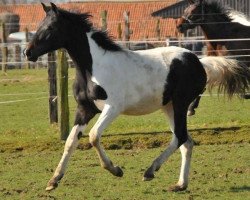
[200,56,250,98]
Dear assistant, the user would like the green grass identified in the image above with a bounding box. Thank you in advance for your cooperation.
[0,144,249,200]
[0,69,249,199]
[0,69,249,152]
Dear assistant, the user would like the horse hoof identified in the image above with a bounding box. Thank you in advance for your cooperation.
[143,171,154,181]
[168,185,187,192]
[142,176,154,181]
[187,110,195,116]
[143,167,155,181]
[45,182,58,191]
[114,166,123,177]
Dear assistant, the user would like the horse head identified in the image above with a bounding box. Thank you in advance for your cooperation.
[25,3,91,62]
[177,0,205,33]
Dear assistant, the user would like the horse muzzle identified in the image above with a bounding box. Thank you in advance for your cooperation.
[24,48,38,62]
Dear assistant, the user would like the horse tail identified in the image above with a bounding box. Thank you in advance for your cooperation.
[199,56,250,98]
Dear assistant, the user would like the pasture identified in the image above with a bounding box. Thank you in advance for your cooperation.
[0,69,249,200]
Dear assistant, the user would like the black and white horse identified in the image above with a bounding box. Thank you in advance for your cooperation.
[25,3,250,192]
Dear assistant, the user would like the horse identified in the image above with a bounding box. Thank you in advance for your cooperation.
[25,3,250,192]
[177,0,250,114]
[177,0,250,63]
[177,18,227,57]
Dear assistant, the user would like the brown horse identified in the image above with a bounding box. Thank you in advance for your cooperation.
[177,0,250,114]
[177,0,250,64]
[177,17,228,57]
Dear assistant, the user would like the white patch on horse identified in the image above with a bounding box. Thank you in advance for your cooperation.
[87,32,189,115]
[229,10,250,27]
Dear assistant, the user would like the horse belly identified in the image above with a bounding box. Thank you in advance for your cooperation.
[122,96,162,116]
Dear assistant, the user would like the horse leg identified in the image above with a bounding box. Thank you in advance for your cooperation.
[187,95,201,116]
[143,103,178,181]
[46,106,96,191]
[144,99,191,192]
[169,136,194,192]
[89,105,123,177]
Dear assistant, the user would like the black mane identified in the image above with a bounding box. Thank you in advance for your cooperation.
[58,8,122,52]
[91,31,123,51]
[205,1,233,22]
[58,8,93,31]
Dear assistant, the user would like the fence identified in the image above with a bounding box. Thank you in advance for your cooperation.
[1,9,250,140]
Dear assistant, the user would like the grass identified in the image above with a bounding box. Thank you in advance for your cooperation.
[0,144,249,200]
[0,69,250,199]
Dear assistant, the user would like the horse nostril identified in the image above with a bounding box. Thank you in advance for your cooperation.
[24,48,32,57]
[23,48,27,57]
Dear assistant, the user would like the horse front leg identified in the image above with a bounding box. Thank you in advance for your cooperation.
[89,105,123,177]
[46,106,96,191]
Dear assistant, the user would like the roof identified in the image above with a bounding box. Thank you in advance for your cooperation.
[0,1,181,41]
[152,0,187,19]
[152,0,250,19]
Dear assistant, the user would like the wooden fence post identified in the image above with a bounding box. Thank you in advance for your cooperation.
[117,22,122,41]
[100,10,107,31]
[123,11,132,49]
[15,44,21,69]
[48,51,58,124]
[24,27,30,69]
[57,49,69,140]
[1,22,8,73]
[156,19,161,41]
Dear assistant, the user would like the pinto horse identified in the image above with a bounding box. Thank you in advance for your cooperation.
[25,3,250,192]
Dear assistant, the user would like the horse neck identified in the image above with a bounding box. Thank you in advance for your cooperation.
[86,31,110,62]
[200,7,231,40]
[65,31,93,77]
[200,20,228,40]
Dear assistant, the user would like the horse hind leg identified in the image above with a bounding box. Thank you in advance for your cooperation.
[143,102,178,181]
[143,99,193,192]
[168,97,194,191]
[168,136,194,192]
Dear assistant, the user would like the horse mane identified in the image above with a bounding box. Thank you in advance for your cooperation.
[58,8,93,31]
[204,1,232,22]
[58,8,122,52]
[91,30,123,51]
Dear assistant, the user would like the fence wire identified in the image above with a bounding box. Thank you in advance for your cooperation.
[1,34,250,105]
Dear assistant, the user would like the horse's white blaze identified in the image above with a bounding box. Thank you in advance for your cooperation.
[87,32,190,115]
[229,11,250,27]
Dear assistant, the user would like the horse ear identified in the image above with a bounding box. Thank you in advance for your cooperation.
[41,3,50,13]
[50,2,59,14]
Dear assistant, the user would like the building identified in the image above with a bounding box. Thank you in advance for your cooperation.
[152,0,250,37]
[0,1,180,41]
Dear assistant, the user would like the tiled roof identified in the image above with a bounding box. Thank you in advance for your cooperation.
[0,1,181,41]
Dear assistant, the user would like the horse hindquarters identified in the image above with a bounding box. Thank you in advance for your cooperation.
[144,52,206,191]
